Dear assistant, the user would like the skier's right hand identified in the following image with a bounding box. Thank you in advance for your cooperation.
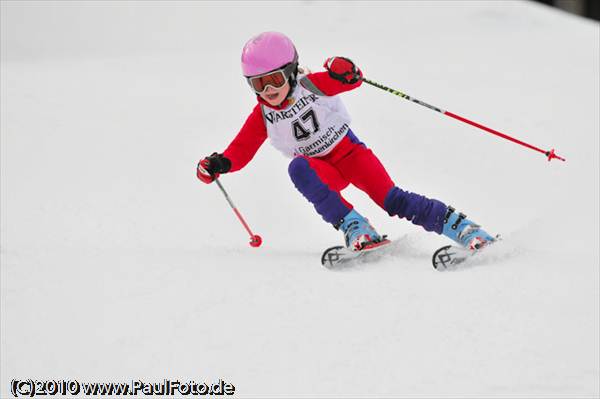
[196,152,231,184]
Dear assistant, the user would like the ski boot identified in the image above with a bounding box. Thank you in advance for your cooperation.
[442,206,496,251]
[335,209,382,251]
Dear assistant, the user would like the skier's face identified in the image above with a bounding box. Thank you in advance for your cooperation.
[259,82,290,106]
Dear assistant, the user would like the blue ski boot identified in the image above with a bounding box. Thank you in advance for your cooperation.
[335,209,382,251]
[442,206,496,250]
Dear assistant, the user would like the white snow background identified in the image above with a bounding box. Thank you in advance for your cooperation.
[1,1,599,398]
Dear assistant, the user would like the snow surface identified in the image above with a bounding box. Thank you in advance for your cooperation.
[1,1,598,397]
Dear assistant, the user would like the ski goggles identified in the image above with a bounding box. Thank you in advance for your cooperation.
[246,63,297,94]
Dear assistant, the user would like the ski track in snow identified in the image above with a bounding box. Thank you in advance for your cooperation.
[1,1,599,398]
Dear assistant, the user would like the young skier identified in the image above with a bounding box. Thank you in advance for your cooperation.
[197,31,495,252]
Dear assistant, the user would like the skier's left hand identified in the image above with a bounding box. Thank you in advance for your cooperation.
[324,57,363,84]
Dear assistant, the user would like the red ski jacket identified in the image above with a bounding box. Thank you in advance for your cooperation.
[223,72,362,172]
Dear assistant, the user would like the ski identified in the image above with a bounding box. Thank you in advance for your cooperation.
[321,237,391,269]
[432,236,501,270]
[431,245,473,270]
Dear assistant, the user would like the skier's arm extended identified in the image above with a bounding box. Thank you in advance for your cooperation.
[196,104,267,183]
[222,104,267,172]
[304,57,363,96]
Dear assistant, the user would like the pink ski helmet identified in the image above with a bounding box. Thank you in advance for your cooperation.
[241,31,298,77]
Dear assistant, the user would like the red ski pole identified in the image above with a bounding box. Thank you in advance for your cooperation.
[362,78,566,162]
[213,177,262,248]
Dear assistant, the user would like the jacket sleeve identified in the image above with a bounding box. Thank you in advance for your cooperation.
[303,71,363,96]
[222,104,268,172]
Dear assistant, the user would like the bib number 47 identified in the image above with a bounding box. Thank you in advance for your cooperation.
[292,108,320,141]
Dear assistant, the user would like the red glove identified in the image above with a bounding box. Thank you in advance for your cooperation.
[323,57,363,84]
[196,153,231,184]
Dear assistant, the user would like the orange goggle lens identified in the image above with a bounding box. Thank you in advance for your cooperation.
[248,70,287,93]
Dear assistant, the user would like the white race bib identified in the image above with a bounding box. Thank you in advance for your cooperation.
[260,75,352,158]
